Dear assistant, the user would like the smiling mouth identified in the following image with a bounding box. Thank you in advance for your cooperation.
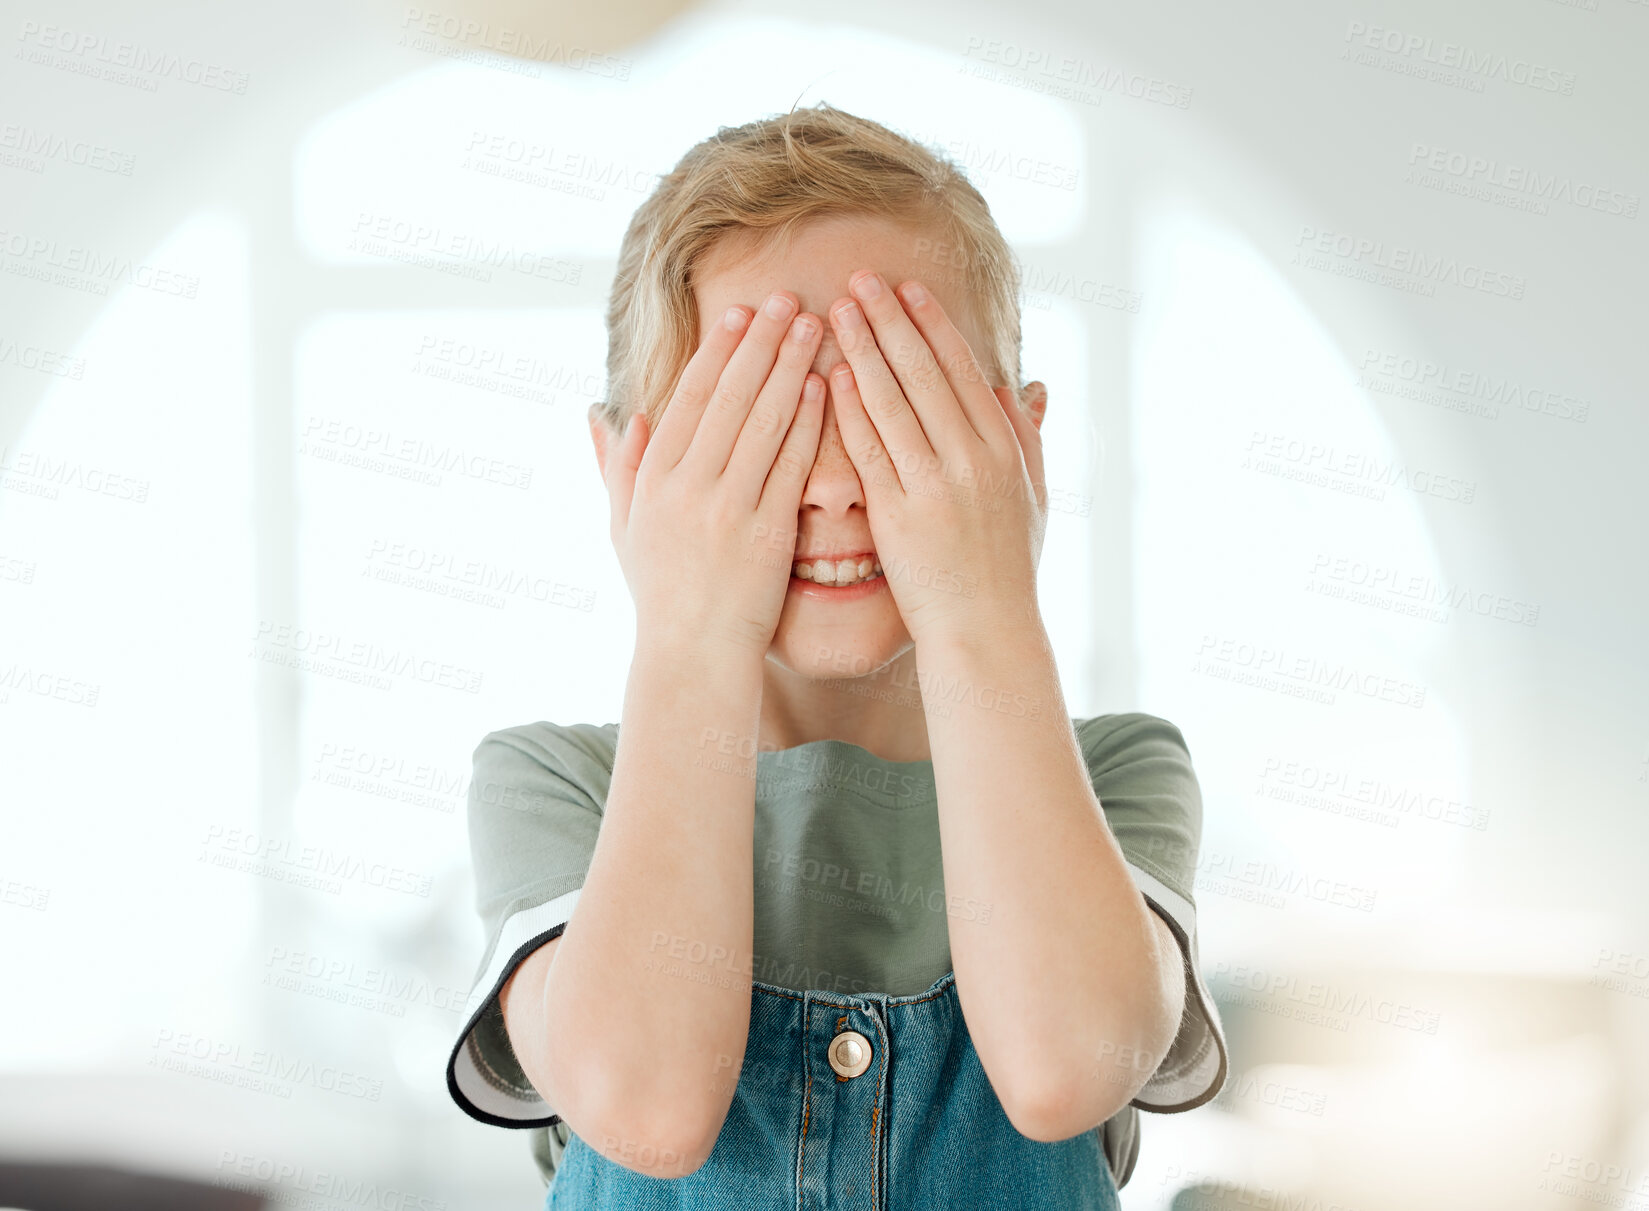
[790,555,883,587]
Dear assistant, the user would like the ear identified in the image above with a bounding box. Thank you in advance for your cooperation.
[994,382,1049,431]
[1023,381,1048,431]
[589,403,612,479]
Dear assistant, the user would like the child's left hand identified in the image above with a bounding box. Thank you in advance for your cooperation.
[826,271,1049,651]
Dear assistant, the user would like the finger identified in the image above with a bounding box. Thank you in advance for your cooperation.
[645,304,754,473]
[993,385,1046,512]
[846,270,987,452]
[827,360,903,503]
[605,412,647,538]
[723,310,824,506]
[679,291,801,479]
[893,278,1016,446]
[757,373,827,520]
[828,295,933,475]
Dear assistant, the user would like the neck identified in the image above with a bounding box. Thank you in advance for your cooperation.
[759,645,931,763]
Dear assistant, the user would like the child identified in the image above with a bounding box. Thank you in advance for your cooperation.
[444,103,1228,1209]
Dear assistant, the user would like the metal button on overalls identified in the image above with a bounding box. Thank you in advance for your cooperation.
[545,969,1119,1209]
[827,1029,872,1078]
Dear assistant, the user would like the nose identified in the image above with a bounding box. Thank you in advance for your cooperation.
[798,384,866,512]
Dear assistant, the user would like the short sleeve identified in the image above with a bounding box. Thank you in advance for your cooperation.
[444,721,615,1128]
[1078,712,1229,1114]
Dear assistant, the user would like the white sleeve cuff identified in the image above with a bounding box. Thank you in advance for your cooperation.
[1125,863,1229,1112]
[446,888,581,1126]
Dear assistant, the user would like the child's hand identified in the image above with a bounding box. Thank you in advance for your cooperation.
[603,293,827,657]
[825,272,1048,652]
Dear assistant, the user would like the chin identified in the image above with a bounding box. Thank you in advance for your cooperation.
[765,620,912,680]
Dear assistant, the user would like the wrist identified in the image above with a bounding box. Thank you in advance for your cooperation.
[912,600,1047,664]
[632,628,770,681]
[913,617,1061,726]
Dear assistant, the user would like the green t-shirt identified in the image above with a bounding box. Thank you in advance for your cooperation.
[444,713,1228,1189]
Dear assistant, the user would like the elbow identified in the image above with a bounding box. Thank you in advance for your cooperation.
[993,1043,1096,1142]
[564,1061,732,1180]
[1000,1070,1125,1144]
[1000,1087,1075,1144]
[998,1020,1170,1142]
[1001,1063,1144,1143]
[1000,914,1188,1142]
[582,1099,725,1179]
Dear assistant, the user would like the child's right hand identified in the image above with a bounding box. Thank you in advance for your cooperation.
[603,292,827,657]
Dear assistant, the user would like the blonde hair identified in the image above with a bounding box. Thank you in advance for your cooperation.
[594,102,1025,437]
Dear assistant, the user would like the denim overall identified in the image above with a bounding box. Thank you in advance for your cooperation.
[544,968,1120,1210]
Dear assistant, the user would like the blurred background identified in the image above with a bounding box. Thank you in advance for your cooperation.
[1,0,1645,1208]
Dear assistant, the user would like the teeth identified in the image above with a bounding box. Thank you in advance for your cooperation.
[792,557,883,586]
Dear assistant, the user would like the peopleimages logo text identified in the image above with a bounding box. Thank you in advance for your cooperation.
[1295,226,1524,298]
[1342,21,1576,94]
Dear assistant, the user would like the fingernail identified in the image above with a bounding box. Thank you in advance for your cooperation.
[898,281,927,306]
[764,293,796,320]
[832,301,864,328]
[850,273,883,301]
[723,305,749,331]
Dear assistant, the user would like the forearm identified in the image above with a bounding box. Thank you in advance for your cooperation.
[922,623,1182,1137]
[541,636,763,1161]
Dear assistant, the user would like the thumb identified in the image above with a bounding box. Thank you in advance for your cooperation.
[993,385,1047,511]
[992,385,1033,445]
